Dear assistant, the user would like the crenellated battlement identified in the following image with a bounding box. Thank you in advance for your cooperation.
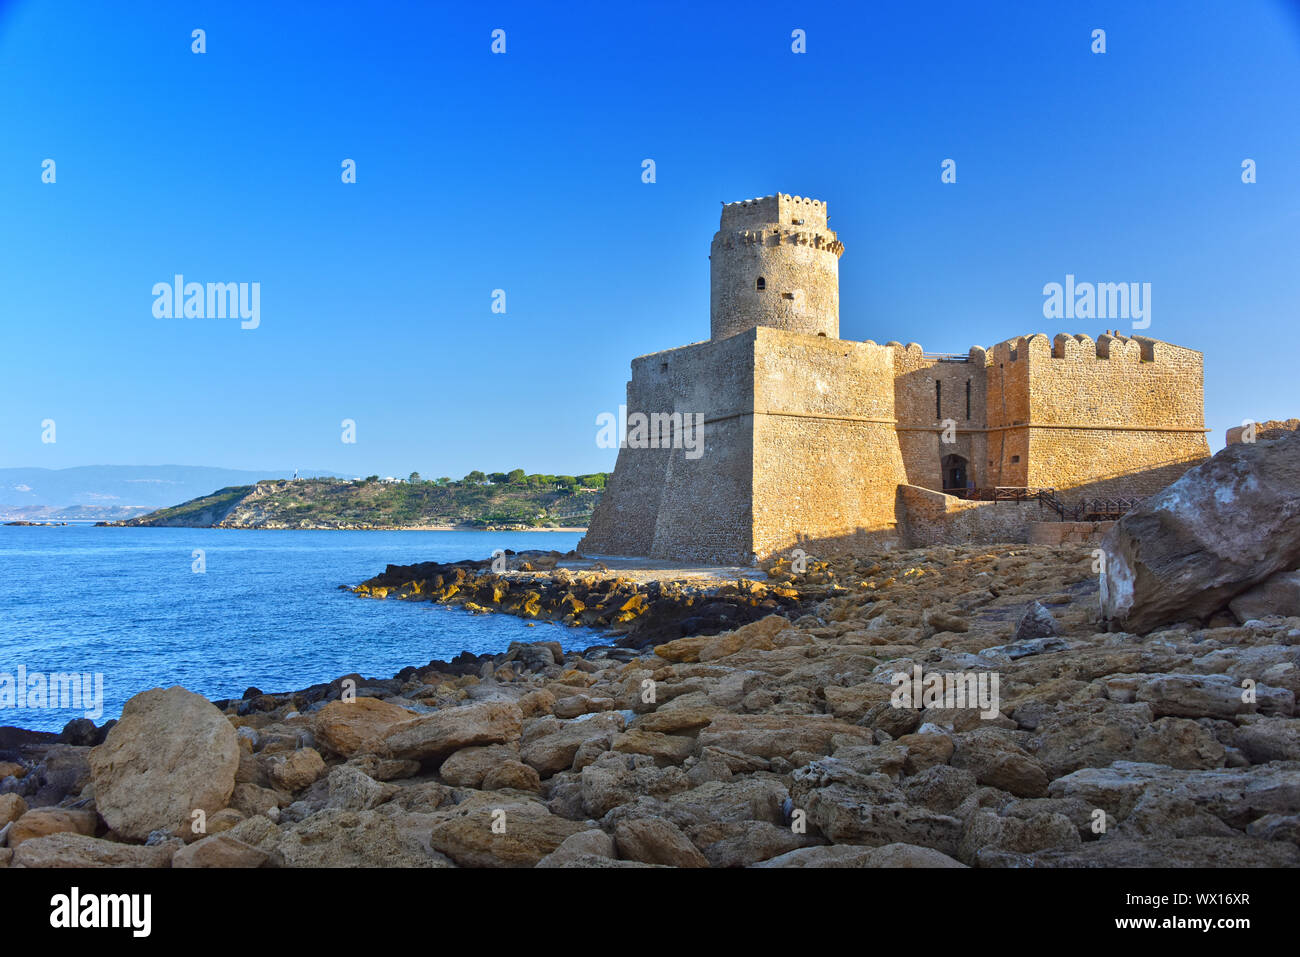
[877,333,1200,370]
[984,332,1200,364]
[720,192,829,231]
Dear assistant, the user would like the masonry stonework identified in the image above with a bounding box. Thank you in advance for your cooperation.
[580,193,1212,564]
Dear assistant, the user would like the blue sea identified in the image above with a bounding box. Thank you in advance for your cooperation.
[0,526,604,732]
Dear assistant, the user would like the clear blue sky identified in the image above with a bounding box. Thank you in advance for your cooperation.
[2,0,1297,479]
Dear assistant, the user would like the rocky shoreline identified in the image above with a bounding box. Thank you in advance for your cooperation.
[2,539,1298,868]
[3,434,1298,869]
[351,551,839,649]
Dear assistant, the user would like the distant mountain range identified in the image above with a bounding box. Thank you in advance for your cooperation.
[0,465,343,521]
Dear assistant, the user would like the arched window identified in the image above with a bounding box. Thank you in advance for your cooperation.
[756,277,765,291]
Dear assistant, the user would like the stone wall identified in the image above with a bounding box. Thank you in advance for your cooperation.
[580,334,756,563]
[1028,520,1115,546]
[750,329,905,560]
[1018,333,1210,498]
[893,343,989,492]
[897,485,1049,547]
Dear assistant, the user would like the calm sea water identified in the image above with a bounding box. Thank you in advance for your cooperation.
[0,526,603,731]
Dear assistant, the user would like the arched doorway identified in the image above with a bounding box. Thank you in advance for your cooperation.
[942,453,970,495]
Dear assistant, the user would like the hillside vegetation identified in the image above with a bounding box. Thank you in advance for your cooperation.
[121,473,608,529]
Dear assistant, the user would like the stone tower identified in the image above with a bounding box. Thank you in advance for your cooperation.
[709,193,845,341]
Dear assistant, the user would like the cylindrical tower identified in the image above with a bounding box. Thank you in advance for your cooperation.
[709,193,844,341]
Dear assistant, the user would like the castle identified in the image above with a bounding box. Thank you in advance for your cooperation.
[580,193,1211,564]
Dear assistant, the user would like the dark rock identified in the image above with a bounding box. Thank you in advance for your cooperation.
[1015,602,1059,641]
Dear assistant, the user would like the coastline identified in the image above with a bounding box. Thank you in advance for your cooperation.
[90,522,590,532]
[5,541,1299,869]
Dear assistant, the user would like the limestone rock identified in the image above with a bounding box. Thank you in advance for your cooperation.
[233,781,293,818]
[427,798,589,867]
[326,765,396,811]
[312,697,415,758]
[0,793,27,829]
[267,806,453,867]
[8,807,98,847]
[1100,432,1300,632]
[923,609,969,634]
[88,686,239,842]
[1132,717,1226,769]
[172,833,269,868]
[958,808,1080,865]
[950,728,1049,797]
[790,762,962,855]
[535,828,616,866]
[687,820,815,867]
[1227,716,1300,763]
[611,729,695,766]
[520,712,626,777]
[581,753,690,818]
[382,700,523,761]
[633,707,724,735]
[438,744,521,788]
[978,835,1300,868]
[1229,570,1300,623]
[1027,702,1154,780]
[755,842,966,868]
[12,832,177,868]
[698,615,793,661]
[1137,673,1293,719]
[267,747,326,792]
[1047,760,1300,830]
[482,760,542,792]
[696,713,871,761]
[614,817,710,867]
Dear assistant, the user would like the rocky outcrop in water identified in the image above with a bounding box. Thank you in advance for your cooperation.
[353,551,831,649]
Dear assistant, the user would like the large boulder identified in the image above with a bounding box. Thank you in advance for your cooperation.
[427,796,590,867]
[382,700,523,762]
[520,712,626,777]
[8,808,98,847]
[613,817,710,867]
[755,842,966,868]
[1229,570,1300,623]
[171,833,269,868]
[11,832,178,868]
[88,686,239,841]
[312,697,415,758]
[1100,432,1300,633]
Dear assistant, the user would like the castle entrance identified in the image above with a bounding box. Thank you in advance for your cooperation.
[942,454,969,495]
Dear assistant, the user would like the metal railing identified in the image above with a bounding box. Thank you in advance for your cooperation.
[942,486,1143,522]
